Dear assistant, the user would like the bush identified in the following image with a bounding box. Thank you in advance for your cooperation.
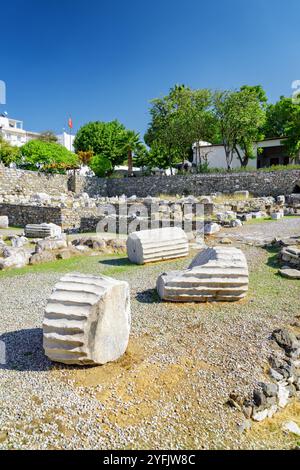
[89,154,113,177]
[20,140,79,173]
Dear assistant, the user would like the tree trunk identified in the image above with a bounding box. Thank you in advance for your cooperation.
[128,150,133,176]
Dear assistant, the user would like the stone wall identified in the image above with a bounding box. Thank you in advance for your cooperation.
[0,204,63,227]
[0,166,70,195]
[77,170,300,198]
[1,165,300,198]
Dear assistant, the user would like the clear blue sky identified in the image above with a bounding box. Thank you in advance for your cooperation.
[1,0,300,138]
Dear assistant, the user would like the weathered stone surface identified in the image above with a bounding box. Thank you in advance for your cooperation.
[30,251,57,265]
[0,247,30,269]
[0,216,9,229]
[279,268,300,279]
[271,211,284,220]
[234,190,249,198]
[157,246,249,302]
[11,236,27,248]
[272,329,300,355]
[43,273,131,365]
[277,195,285,205]
[282,421,300,436]
[35,237,67,252]
[252,405,278,422]
[127,227,189,265]
[203,222,221,235]
[1,165,300,198]
[25,223,62,239]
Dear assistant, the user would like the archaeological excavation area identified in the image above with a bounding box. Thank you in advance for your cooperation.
[0,167,300,450]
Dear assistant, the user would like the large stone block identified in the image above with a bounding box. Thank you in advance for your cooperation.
[0,216,9,229]
[126,227,189,265]
[157,246,249,302]
[25,223,62,238]
[43,273,130,365]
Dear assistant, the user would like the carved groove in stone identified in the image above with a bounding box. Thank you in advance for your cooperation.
[127,227,189,265]
[43,273,131,365]
[25,223,62,238]
[157,246,249,302]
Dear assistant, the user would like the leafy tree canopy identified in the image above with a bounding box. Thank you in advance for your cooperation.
[20,140,79,173]
[144,85,218,171]
[74,120,128,169]
[89,154,113,177]
[213,86,266,168]
[0,136,21,166]
[263,96,297,138]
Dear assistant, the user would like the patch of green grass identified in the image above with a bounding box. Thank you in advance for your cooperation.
[0,253,140,279]
[245,215,300,225]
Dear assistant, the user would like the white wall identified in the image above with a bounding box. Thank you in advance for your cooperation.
[56,132,75,152]
[193,144,257,169]
[193,138,285,170]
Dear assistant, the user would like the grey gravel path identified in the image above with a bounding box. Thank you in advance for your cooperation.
[0,223,299,449]
[217,217,300,245]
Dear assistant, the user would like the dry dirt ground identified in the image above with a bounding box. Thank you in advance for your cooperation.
[0,219,299,449]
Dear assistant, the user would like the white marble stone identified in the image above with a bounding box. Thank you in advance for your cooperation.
[25,223,62,239]
[0,216,9,229]
[43,273,131,365]
[157,246,249,302]
[126,227,189,265]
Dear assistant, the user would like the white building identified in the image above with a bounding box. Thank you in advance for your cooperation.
[0,115,75,152]
[56,132,75,152]
[0,115,40,147]
[192,138,291,170]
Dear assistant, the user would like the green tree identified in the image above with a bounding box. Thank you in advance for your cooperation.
[121,130,146,175]
[20,140,79,172]
[145,85,218,173]
[263,96,296,138]
[89,154,113,177]
[213,87,266,168]
[284,105,300,160]
[74,120,128,171]
[0,136,21,166]
[262,96,300,160]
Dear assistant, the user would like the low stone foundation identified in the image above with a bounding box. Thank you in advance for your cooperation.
[0,204,62,227]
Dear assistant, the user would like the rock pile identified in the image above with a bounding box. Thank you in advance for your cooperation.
[280,245,300,269]
[230,328,300,422]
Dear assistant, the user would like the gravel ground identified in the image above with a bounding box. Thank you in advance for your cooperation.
[217,216,300,245]
[0,220,299,449]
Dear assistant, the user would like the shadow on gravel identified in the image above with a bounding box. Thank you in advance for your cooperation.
[99,257,133,267]
[0,328,53,371]
[0,328,111,372]
[136,288,161,304]
[265,247,281,271]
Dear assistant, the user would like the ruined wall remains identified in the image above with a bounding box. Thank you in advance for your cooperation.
[1,165,300,198]
[0,166,71,195]
[84,170,300,198]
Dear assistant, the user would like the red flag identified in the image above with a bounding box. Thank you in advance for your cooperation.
[68,117,73,129]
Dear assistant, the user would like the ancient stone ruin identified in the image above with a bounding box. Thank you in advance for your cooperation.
[0,215,8,229]
[25,223,62,239]
[126,227,189,265]
[43,273,131,365]
[157,246,249,302]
